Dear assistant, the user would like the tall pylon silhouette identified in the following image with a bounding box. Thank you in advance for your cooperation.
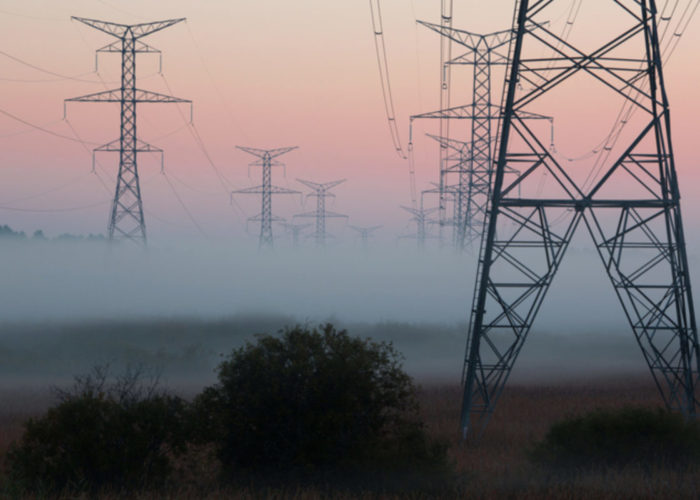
[66,17,190,245]
[461,0,699,439]
[294,180,348,247]
[232,146,299,249]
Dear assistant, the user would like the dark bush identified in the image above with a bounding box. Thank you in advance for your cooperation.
[531,406,700,469]
[5,366,189,494]
[194,323,446,480]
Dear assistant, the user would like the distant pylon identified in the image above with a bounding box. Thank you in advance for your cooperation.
[66,17,191,245]
[410,21,552,252]
[294,179,348,247]
[461,0,700,439]
[232,146,300,249]
[280,222,311,248]
[349,225,382,250]
[400,205,439,249]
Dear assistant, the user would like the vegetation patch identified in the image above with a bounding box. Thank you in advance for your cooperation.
[531,406,700,469]
[193,323,449,489]
[4,366,189,494]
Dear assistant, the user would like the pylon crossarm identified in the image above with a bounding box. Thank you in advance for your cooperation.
[297,178,346,192]
[72,17,130,37]
[95,138,162,153]
[72,17,185,40]
[448,50,510,66]
[293,211,317,219]
[324,211,349,219]
[66,88,190,104]
[134,89,190,103]
[248,214,286,223]
[249,159,285,167]
[98,39,161,54]
[232,186,265,195]
[268,186,300,195]
[236,146,298,159]
[417,20,514,51]
[130,19,186,39]
[66,89,121,102]
[411,103,550,122]
[426,133,471,153]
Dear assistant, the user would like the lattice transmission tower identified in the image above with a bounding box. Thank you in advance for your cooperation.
[295,180,348,247]
[399,205,438,249]
[232,146,300,249]
[410,20,551,251]
[350,225,382,250]
[66,17,191,244]
[280,222,311,248]
[461,0,699,439]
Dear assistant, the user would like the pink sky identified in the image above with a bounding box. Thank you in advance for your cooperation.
[0,0,698,243]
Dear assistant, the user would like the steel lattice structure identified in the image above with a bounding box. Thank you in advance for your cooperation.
[411,20,552,252]
[399,205,439,249]
[349,225,382,250]
[281,222,311,248]
[461,0,700,439]
[294,179,348,247]
[66,17,190,244]
[232,146,299,249]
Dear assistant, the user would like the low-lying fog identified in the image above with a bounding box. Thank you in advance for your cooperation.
[3,235,693,390]
[0,236,656,328]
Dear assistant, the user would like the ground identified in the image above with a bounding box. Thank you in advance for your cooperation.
[1,376,698,498]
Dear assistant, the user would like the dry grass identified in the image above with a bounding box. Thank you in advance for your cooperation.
[1,377,698,499]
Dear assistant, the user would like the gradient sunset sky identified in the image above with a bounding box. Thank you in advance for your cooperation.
[0,0,698,245]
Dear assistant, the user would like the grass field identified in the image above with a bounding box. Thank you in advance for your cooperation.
[1,376,698,499]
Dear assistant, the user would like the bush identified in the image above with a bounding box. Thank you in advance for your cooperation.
[531,406,700,469]
[194,324,446,480]
[5,366,189,494]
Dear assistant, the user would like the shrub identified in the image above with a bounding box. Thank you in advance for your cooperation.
[194,324,446,480]
[531,406,700,469]
[5,365,189,494]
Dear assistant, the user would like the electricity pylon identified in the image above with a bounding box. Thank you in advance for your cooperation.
[294,179,348,247]
[349,225,382,250]
[425,134,474,248]
[280,222,311,248]
[400,205,439,249]
[410,21,552,251]
[232,146,300,249]
[461,0,699,439]
[66,17,190,245]
[421,181,463,247]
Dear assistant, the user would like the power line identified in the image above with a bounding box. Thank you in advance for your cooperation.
[0,172,93,205]
[0,8,64,21]
[0,199,109,213]
[162,172,209,239]
[159,73,248,220]
[0,49,102,83]
[0,107,100,145]
[369,0,408,159]
[184,21,250,143]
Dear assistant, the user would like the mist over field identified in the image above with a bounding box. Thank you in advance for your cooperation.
[1,234,688,388]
